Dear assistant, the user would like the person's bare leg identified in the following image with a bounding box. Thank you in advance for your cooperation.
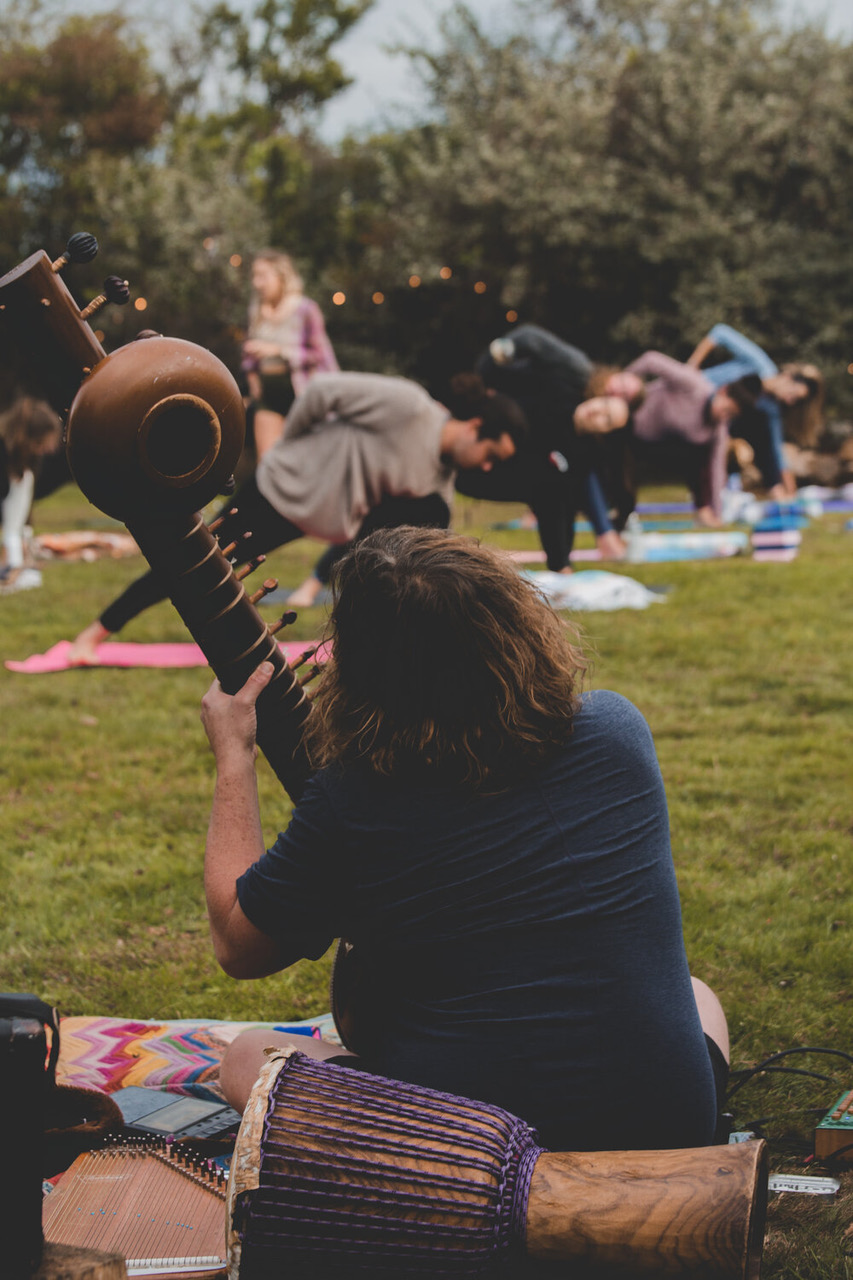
[287,575,325,608]
[691,976,730,1062]
[67,620,111,666]
[253,409,286,458]
[220,1028,356,1113]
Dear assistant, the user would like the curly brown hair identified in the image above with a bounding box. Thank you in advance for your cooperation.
[306,527,587,789]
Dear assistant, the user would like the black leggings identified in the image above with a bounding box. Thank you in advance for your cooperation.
[100,478,451,633]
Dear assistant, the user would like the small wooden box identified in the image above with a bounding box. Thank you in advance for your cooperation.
[814,1088,853,1163]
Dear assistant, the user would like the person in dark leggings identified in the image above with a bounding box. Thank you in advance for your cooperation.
[470,324,628,569]
[68,371,527,663]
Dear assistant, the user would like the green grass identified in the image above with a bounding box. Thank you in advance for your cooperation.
[2,483,852,1275]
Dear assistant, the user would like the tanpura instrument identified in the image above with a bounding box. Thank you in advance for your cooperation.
[0,236,313,801]
[3,239,768,1277]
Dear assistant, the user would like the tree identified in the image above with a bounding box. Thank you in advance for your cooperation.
[359,0,853,408]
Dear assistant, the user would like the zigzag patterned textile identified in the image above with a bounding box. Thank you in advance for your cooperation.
[57,1014,338,1102]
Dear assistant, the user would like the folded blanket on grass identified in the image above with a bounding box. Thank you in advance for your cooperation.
[57,1014,340,1102]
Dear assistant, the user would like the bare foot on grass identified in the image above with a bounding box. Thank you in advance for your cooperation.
[287,576,324,609]
[596,530,627,560]
[67,620,111,666]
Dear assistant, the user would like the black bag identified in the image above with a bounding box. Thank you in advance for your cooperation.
[0,993,58,1276]
[0,994,124,1277]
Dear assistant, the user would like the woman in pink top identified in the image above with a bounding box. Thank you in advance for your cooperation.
[242,251,338,457]
[573,354,761,526]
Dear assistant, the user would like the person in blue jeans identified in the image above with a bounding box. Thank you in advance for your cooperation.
[201,526,730,1152]
[688,324,823,496]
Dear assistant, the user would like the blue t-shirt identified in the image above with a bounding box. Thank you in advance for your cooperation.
[237,691,716,1151]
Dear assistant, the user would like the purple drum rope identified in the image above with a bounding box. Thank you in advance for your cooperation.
[235,1051,545,1276]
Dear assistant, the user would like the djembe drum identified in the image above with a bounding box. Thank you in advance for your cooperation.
[227,1048,767,1280]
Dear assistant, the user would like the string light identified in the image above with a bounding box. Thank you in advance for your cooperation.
[473,281,487,294]
[408,275,421,288]
[372,292,385,304]
[134,298,148,312]
[506,309,518,323]
[94,330,105,342]
[439,266,452,279]
[332,291,346,305]
[229,254,242,268]
[203,237,215,251]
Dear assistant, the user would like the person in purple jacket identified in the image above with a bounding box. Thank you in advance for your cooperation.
[573,353,761,525]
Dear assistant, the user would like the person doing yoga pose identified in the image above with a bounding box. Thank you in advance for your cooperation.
[201,525,730,1154]
[573,353,761,525]
[68,372,527,663]
[688,323,824,496]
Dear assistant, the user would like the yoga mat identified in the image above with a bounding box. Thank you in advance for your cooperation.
[5,638,325,675]
[505,530,749,565]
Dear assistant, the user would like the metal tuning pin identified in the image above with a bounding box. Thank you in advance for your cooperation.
[235,555,266,582]
[248,577,279,606]
[50,231,99,273]
[268,610,298,636]
[79,275,130,321]
[220,474,237,496]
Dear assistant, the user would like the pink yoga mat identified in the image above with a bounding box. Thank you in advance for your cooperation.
[5,639,325,675]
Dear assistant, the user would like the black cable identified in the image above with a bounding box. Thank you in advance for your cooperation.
[727,1046,853,1100]
[727,1065,836,1100]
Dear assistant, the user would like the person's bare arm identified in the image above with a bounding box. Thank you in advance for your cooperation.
[200,662,286,979]
[686,334,716,368]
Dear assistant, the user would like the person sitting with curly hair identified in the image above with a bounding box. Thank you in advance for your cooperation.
[201,525,729,1154]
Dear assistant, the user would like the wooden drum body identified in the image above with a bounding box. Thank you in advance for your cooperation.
[227,1049,767,1279]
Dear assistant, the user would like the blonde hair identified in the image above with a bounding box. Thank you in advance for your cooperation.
[249,250,303,318]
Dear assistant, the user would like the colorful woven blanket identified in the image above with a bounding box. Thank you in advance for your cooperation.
[57,1014,339,1103]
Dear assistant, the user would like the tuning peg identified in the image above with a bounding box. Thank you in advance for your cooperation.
[298,663,323,688]
[220,474,237,496]
[220,531,251,560]
[208,509,237,535]
[51,232,99,273]
[290,646,317,672]
[235,555,266,582]
[268,610,297,636]
[80,275,130,321]
[248,577,278,605]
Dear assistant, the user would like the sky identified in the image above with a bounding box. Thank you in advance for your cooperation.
[315,0,853,140]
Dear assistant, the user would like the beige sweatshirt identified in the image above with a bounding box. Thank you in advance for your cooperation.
[255,372,453,542]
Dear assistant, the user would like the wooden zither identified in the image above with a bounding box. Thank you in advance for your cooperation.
[42,1140,227,1278]
[0,235,313,801]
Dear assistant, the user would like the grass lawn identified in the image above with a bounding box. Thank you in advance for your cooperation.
[2,481,852,1276]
